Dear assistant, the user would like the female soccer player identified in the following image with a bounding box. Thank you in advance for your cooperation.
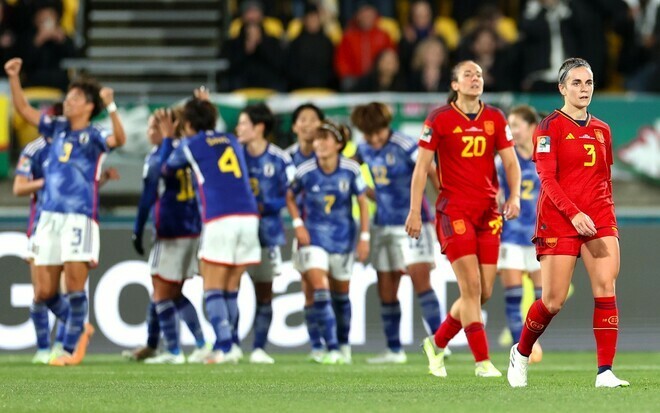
[351,102,442,364]
[5,57,126,366]
[507,58,629,388]
[286,103,326,361]
[286,120,370,364]
[236,103,296,364]
[496,105,543,363]
[406,60,521,378]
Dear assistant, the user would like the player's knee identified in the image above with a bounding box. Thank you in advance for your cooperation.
[543,298,565,314]
[480,289,492,304]
[461,279,482,299]
[33,287,57,303]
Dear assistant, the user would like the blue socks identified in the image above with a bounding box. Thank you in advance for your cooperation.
[304,305,323,350]
[381,301,402,352]
[331,292,351,346]
[175,295,205,348]
[313,289,338,351]
[155,300,180,355]
[62,291,87,354]
[505,285,524,343]
[204,290,232,353]
[253,302,272,350]
[418,289,442,334]
[225,291,240,345]
[146,301,160,349]
[30,301,50,350]
[44,293,69,323]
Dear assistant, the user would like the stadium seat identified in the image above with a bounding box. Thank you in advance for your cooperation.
[377,16,401,44]
[286,18,343,44]
[433,16,460,50]
[290,88,336,97]
[231,88,278,100]
[12,87,63,148]
[61,0,79,36]
[229,17,284,39]
[460,16,519,43]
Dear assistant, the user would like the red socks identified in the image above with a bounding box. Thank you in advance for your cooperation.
[434,314,462,349]
[593,296,618,368]
[464,322,489,362]
[518,299,556,356]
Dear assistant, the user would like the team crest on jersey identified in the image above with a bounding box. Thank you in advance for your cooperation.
[537,136,551,153]
[338,179,350,193]
[452,219,466,235]
[595,129,604,143]
[544,238,558,248]
[420,125,432,143]
[17,157,31,173]
[79,132,89,145]
[386,153,395,165]
[484,121,495,135]
[263,163,275,177]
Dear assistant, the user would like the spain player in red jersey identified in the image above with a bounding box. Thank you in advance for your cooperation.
[507,58,629,388]
[406,60,521,378]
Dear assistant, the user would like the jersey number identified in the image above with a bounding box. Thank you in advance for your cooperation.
[461,136,486,158]
[371,165,390,185]
[218,147,242,178]
[488,216,503,235]
[59,142,73,163]
[175,169,195,201]
[323,195,335,214]
[583,144,596,167]
[521,179,535,200]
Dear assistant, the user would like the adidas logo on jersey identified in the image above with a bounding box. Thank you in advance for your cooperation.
[565,133,575,140]
[453,126,463,133]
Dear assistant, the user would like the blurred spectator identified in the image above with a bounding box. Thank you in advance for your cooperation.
[351,48,408,92]
[17,1,75,91]
[458,26,514,91]
[222,21,287,91]
[409,36,451,93]
[518,0,581,92]
[335,1,394,90]
[460,3,519,44]
[451,0,495,26]
[287,3,336,90]
[0,1,17,69]
[399,0,435,77]
[340,0,395,26]
[626,1,660,91]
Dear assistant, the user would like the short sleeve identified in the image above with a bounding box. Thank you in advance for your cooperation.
[352,169,367,195]
[495,110,515,151]
[15,155,33,177]
[417,121,439,152]
[289,172,303,195]
[91,126,112,152]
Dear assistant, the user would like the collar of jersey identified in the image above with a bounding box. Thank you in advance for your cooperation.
[450,101,484,122]
[555,109,591,127]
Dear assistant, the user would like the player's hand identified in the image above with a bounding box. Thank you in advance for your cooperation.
[502,195,521,220]
[356,239,369,263]
[154,108,178,138]
[571,212,597,237]
[99,87,115,106]
[103,167,120,181]
[194,86,210,102]
[132,232,145,256]
[295,226,311,246]
[4,58,22,77]
[405,210,422,239]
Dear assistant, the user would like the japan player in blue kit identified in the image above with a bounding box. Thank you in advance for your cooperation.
[236,103,296,364]
[286,120,370,364]
[5,57,127,366]
[162,96,260,364]
[123,109,208,364]
[497,105,544,363]
[351,102,443,364]
[286,103,326,361]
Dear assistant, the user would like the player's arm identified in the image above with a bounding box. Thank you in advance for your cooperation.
[286,187,310,246]
[133,161,160,256]
[262,160,294,215]
[13,174,44,196]
[498,146,521,220]
[406,146,434,239]
[4,58,41,126]
[99,167,120,187]
[356,193,370,262]
[99,88,126,148]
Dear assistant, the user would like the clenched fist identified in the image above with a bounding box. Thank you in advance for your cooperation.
[99,87,114,106]
[4,58,22,77]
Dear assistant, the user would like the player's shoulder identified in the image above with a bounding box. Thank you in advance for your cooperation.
[339,156,361,175]
[589,115,611,131]
[267,143,293,163]
[483,103,507,121]
[425,104,453,123]
[389,130,416,151]
[296,158,318,177]
[22,136,49,157]
[537,110,562,132]
[285,142,299,155]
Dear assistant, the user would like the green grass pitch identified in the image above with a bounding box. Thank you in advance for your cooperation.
[0,351,658,413]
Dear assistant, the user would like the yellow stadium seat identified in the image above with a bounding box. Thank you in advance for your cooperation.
[461,16,519,44]
[377,16,401,44]
[290,88,336,97]
[229,17,284,39]
[61,0,79,36]
[434,16,460,50]
[12,87,63,148]
[286,18,343,45]
[231,88,278,100]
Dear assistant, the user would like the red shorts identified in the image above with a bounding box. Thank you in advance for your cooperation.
[535,226,619,258]
[435,197,502,264]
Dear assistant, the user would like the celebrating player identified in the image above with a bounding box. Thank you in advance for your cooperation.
[406,60,521,378]
[507,58,629,388]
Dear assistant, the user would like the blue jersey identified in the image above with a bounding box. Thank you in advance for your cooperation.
[134,143,201,239]
[286,143,315,167]
[356,130,433,226]
[38,114,111,219]
[498,150,539,246]
[163,130,258,221]
[244,143,296,247]
[16,136,50,236]
[290,157,366,254]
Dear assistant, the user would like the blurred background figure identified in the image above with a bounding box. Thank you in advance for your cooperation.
[408,37,451,93]
[398,0,435,79]
[351,47,407,92]
[457,26,514,91]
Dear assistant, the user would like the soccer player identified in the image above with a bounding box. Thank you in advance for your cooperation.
[124,110,208,364]
[507,58,629,388]
[496,105,544,363]
[236,103,296,364]
[350,102,442,364]
[406,60,521,378]
[286,120,370,364]
[286,103,326,361]
[162,96,260,364]
[5,57,126,366]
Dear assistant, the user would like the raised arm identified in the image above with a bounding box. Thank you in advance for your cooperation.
[4,58,41,126]
[99,87,126,148]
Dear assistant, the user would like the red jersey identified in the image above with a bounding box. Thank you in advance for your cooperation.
[532,110,616,239]
[419,101,514,205]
